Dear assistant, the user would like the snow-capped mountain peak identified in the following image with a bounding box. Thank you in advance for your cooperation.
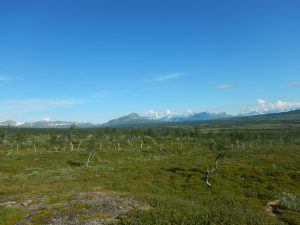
[1,108,299,128]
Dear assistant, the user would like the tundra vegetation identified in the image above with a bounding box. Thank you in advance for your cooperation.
[0,119,299,224]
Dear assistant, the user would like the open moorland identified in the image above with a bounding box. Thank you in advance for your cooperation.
[0,111,300,225]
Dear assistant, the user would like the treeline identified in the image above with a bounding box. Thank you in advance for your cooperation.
[0,126,299,154]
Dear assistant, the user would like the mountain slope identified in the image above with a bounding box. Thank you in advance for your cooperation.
[174,109,300,128]
[229,109,300,124]
[101,113,161,127]
[1,109,299,128]
[101,112,233,127]
[159,112,232,122]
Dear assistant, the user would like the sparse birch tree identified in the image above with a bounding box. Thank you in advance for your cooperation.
[86,151,95,168]
[86,139,96,167]
[204,138,230,187]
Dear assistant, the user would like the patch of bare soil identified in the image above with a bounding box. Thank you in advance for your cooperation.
[2,189,149,225]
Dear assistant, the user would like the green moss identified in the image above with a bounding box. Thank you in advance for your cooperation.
[0,206,25,225]
[94,212,112,218]
[73,202,92,210]
[279,211,300,225]
[52,204,68,213]
[47,194,74,204]
[31,209,53,225]
[79,212,112,221]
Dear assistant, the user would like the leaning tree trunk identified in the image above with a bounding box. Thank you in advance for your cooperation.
[70,141,74,151]
[77,141,82,151]
[205,169,212,187]
[204,151,223,187]
[99,140,102,151]
[34,143,37,153]
[86,152,95,168]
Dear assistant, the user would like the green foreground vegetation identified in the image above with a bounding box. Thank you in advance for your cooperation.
[0,117,300,224]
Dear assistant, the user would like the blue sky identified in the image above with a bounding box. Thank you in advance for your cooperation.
[0,0,300,123]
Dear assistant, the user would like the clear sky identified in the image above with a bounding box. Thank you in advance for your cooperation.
[0,0,300,123]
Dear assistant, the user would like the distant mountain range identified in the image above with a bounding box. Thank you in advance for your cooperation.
[0,109,298,128]
[0,120,97,128]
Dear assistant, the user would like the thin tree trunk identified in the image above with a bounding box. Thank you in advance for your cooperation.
[6,149,12,156]
[3,130,7,145]
[70,142,74,151]
[86,152,95,167]
[204,155,221,187]
[205,169,212,187]
[160,144,163,151]
[77,141,82,151]
[236,139,240,148]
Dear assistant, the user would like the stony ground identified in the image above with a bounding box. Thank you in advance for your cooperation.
[0,188,149,225]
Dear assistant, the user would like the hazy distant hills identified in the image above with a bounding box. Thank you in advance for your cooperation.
[0,120,97,128]
[21,121,97,128]
[226,109,300,125]
[0,120,19,126]
[0,109,299,128]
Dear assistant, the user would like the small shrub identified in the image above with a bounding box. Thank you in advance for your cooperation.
[67,160,84,167]
[279,192,300,212]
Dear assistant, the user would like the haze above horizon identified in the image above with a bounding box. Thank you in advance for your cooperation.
[0,0,300,123]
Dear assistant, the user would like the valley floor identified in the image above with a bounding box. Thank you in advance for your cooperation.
[0,127,299,224]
